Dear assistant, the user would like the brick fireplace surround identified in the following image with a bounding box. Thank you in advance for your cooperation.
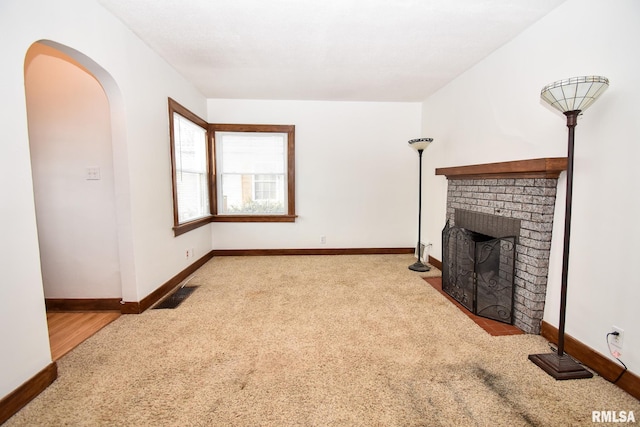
[436,158,567,334]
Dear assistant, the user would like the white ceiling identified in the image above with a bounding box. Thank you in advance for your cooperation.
[98,0,566,102]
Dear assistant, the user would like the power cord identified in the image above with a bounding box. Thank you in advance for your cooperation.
[606,331,627,383]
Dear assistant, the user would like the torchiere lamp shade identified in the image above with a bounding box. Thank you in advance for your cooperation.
[408,137,433,151]
[541,76,609,113]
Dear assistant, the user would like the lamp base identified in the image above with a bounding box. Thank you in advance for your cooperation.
[528,352,593,380]
[408,261,431,272]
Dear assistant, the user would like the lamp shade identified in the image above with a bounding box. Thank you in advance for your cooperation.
[408,138,433,151]
[540,76,609,114]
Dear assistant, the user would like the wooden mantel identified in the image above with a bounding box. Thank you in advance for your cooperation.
[435,157,567,180]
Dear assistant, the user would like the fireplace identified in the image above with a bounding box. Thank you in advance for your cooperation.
[436,158,567,334]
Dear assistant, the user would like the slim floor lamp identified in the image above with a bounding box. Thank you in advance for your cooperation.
[528,76,609,380]
[408,138,433,272]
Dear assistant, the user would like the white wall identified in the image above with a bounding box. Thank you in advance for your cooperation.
[207,99,422,250]
[421,0,640,373]
[1,0,209,399]
[25,43,121,299]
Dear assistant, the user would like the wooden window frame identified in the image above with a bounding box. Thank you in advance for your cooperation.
[210,123,296,223]
[168,99,297,234]
[168,98,213,236]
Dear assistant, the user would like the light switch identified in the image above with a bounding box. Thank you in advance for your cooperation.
[86,167,101,180]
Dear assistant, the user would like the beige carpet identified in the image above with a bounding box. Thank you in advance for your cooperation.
[7,255,639,426]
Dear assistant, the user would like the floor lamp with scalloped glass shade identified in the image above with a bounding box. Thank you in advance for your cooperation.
[528,76,609,380]
[408,138,433,272]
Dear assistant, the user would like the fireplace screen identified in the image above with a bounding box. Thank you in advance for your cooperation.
[442,221,516,324]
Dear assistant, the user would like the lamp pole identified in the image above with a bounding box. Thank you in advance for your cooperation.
[557,110,579,357]
[408,138,432,272]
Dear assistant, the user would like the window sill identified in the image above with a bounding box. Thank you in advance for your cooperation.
[173,215,213,236]
[212,215,297,223]
[173,214,297,236]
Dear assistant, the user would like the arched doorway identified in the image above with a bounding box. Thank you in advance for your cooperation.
[24,41,126,359]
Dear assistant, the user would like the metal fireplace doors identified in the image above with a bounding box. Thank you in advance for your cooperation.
[442,221,516,324]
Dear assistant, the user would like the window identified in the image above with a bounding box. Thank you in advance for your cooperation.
[168,99,211,236]
[211,124,296,222]
[168,101,296,233]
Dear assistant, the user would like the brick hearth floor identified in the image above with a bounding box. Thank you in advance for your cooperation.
[423,277,524,337]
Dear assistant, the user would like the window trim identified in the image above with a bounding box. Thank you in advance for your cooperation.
[210,123,296,223]
[168,98,213,236]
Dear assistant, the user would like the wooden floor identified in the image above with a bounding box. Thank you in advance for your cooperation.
[47,312,121,361]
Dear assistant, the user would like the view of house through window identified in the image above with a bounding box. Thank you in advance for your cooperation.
[215,131,287,215]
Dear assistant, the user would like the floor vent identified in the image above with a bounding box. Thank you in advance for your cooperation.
[153,286,198,309]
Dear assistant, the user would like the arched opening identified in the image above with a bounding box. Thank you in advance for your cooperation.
[24,41,131,359]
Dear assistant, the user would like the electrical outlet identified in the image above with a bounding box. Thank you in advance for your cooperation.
[611,326,624,350]
[320,235,326,244]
